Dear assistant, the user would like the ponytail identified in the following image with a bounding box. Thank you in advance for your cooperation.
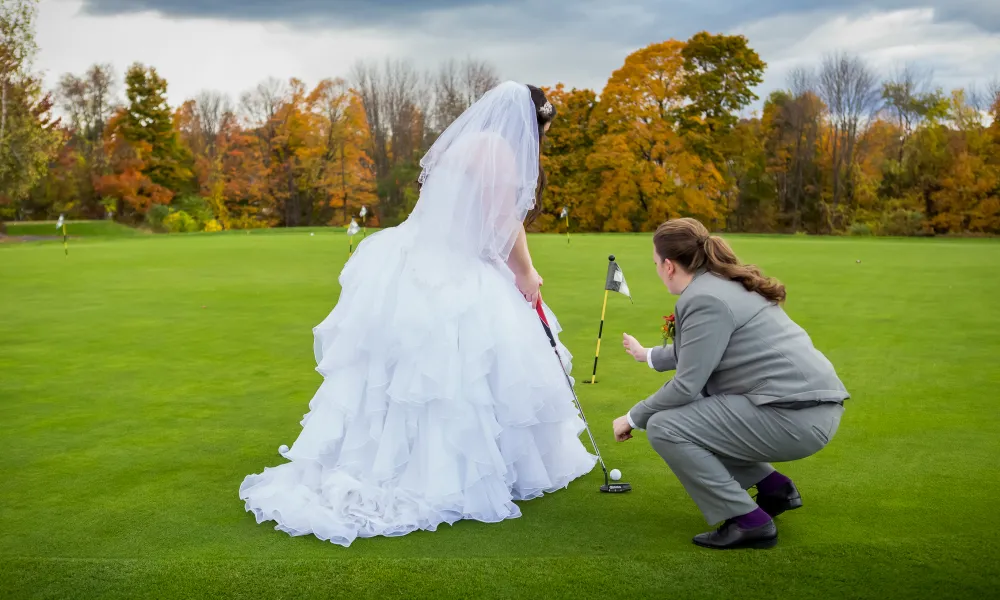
[653,218,787,304]
[702,236,786,304]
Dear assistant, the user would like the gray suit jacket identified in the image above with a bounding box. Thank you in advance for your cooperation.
[629,271,849,429]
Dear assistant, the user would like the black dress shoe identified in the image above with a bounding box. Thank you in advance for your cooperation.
[692,519,778,550]
[755,482,803,518]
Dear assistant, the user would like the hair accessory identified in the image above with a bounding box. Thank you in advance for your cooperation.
[538,101,554,117]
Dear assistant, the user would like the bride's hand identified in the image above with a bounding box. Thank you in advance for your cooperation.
[515,267,543,307]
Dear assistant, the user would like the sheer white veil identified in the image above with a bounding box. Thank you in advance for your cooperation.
[408,81,540,262]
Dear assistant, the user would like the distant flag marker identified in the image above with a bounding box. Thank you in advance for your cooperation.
[560,206,570,244]
[347,219,360,256]
[56,215,68,256]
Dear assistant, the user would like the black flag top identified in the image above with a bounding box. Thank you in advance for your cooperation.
[604,255,632,301]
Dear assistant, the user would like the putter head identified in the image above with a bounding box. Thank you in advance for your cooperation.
[600,482,632,493]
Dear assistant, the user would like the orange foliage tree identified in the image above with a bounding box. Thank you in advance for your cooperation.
[93,110,174,220]
[587,40,724,231]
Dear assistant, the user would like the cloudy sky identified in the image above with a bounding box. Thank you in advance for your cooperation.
[35,0,1000,111]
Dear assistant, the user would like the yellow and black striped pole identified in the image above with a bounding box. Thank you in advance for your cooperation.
[565,212,570,245]
[588,254,630,384]
[56,215,68,256]
[589,287,610,384]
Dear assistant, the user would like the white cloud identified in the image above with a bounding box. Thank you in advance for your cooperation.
[738,8,1000,103]
[36,0,628,108]
[36,0,406,105]
[35,1,1000,114]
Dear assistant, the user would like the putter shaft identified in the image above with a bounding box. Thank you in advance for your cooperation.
[534,302,609,478]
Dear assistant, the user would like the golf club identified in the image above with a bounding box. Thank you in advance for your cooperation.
[534,298,632,494]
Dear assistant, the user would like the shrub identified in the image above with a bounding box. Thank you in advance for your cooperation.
[173,195,215,225]
[880,209,925,237]
[163,210,199,233]
[848,222,873,237]
[145,204,171,232]
[203,219,223,233]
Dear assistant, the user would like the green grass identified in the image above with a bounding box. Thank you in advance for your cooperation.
[1,232,998,599]
[2,219,144,238]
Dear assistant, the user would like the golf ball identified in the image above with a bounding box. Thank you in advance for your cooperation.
[610,468,622,481]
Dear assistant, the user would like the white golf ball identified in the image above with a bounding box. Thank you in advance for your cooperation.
[610,468,622,481]
[310,232,315,236]
[278,444,290,456]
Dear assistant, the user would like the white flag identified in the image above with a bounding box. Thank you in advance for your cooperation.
[360,206,368,218]
[56,215,65,229]
[605,258,631,301]
[560,207,568,219]
[346,219,360,236]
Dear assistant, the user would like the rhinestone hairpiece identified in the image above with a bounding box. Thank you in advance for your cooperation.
[538,101,554,117]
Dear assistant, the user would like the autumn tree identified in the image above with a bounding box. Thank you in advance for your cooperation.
[533,84,601,232]
[57,63,117,151]
[880,65,947,163]
[927,90,1000,233]
[0,0,60,220]
[313,79,376,225]
[49,63,119,218]
[235,77,375,228]
[760,86,825,231]
[352,60,426,224]
[92,64,194,222]
[589,40,724,231]
[816,53,882,230]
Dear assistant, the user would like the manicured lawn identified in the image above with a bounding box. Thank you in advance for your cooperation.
[1,231,997,599]
[2,220,144,238]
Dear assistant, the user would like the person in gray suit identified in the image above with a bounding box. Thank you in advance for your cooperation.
[613,218,848,550]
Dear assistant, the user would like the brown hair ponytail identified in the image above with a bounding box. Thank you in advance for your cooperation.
[653,218,787,304]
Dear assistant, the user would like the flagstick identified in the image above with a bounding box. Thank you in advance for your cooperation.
[61,222,68,256]
[349,235,354,257]
[565,213,570,245]
[590,289,609,384]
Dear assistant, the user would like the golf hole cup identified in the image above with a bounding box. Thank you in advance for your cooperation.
[610,468,622,481]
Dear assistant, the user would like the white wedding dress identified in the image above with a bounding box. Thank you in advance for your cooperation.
[239,82,596,547]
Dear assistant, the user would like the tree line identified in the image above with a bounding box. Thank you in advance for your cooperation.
[2,0,999,236]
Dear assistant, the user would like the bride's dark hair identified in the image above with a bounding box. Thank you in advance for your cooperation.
[525,84,554,227]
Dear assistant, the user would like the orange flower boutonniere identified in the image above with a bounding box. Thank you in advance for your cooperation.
[662,314,676,345]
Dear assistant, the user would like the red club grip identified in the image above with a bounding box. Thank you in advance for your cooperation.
[534,294,550,326]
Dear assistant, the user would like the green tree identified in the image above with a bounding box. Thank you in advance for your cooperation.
[676,32,766,164]
[119,63,193,194]
[0,0,60,219]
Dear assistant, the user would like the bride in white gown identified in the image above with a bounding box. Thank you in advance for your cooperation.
[239,81,596,546]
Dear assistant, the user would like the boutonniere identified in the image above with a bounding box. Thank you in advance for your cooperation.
[662,314,676,346]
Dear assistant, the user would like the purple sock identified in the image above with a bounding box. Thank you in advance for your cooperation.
[756,471,791,495]
[734,507,772,529]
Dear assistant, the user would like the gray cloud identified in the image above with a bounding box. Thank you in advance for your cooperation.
[78,0,1000,34]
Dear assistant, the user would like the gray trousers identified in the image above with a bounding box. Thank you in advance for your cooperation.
[646,394,844,524]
